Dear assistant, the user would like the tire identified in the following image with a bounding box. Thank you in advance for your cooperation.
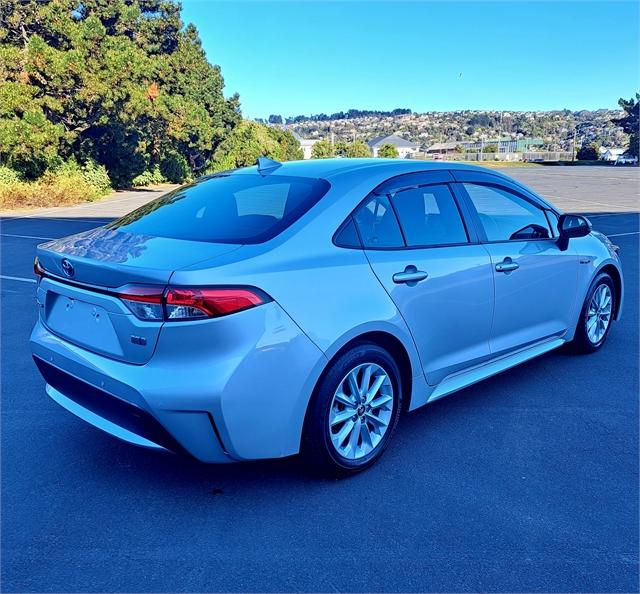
[570,272,616,354]
[302,342,403,476]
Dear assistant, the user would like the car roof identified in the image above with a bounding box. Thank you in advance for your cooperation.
[219,158,557,212]
[231,158,498,181]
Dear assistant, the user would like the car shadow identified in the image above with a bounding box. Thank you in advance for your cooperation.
[69,346,590,490]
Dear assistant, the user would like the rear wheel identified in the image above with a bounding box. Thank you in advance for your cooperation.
[302,343,402,476]
[570,272,615,353]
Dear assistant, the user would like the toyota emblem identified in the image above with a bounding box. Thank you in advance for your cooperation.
[61,258,75,278]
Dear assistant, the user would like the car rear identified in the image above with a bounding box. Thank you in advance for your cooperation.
[30,171,330,461]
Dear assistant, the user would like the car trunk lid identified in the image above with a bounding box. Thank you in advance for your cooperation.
[36,227,241,364]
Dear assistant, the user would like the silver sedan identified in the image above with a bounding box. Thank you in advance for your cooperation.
[31,158,624,474]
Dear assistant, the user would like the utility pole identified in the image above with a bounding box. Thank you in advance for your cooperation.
[572,127,577,162]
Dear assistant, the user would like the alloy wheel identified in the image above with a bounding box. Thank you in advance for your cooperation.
[586,284,612,344]
[328,363,394,460]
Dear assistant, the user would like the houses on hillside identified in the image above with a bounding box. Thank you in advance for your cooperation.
[288,125,609,162]
[284,108,628,154]
[290,130,420,159]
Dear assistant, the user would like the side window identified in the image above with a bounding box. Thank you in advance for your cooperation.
[353,195,404,248]
[334,217,361,248]
[463,183,552,241]
[390,184,468,246]
[545,210,560,238]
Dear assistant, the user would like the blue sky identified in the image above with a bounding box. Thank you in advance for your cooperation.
[181,1,640,118]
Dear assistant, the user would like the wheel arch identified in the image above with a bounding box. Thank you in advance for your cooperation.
[306,330,417,423]
[598,263,623,320]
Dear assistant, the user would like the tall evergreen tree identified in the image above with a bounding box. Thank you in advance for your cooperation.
[613,93,639,158]
[0,0,240,185]
[210,121,302,171]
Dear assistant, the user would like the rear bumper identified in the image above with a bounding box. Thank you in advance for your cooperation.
[30,301,327,462]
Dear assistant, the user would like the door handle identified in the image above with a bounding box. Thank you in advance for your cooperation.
[495,257,519,273]
[392,265,428,286]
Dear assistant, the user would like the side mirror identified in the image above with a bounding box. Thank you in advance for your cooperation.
[558,214,591,250]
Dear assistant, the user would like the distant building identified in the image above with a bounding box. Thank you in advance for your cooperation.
[463,138,544,153]
[367,134,420,158]
[499,138,544,152]
[425,142,460,154]
[290,131,319,160]
[599,147,625,161]
[427,138,544,154]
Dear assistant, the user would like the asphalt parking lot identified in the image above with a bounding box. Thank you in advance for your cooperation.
[1,166,638,592]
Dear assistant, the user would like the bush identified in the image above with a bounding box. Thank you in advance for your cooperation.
[0,170,106,210]
[50,158,112,195]
[377,144,399,158]
[0,156,112,210]
[577,143,600,161]
[345,140,371,158]
[82,159,112,194]
[311,139,335,159]
[132,165,166,187]
[160,151,190,183]
[0,166,22,184]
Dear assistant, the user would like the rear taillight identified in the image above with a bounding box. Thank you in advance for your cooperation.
[34,257,44,281]
[165,287,266,320]
[117,286,165,321]
[118,286,269,321]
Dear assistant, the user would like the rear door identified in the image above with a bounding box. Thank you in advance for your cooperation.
[452,173,579,355]
[354,172,495,385]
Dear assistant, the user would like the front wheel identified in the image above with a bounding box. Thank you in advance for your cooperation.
[302,343,402,476]
[570,272,615,354]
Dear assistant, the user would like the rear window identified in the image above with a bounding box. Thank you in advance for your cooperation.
[107,174,330,244]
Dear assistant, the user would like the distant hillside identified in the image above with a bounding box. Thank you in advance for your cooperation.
[276,109,627,151]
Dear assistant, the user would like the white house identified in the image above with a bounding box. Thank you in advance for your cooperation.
[290,131,319,160]
[367,134,420,158]
[599,147,625,162]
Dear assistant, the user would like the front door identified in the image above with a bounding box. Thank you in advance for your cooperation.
[455,181,579,355]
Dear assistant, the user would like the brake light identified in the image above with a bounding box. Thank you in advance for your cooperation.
[34,257,44,280]
[165,288,266,320]
[117,286,269,321]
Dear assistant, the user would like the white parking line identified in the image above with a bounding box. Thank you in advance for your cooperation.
[0,274,37,284]
[1,216,110,224]
[544,194,632,209]
[607,231,640,237]
[1,233,55,240]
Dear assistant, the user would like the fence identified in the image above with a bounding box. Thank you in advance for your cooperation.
[522,152,574,162]
[417,151,575,162]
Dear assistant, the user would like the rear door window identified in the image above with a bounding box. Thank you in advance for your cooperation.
[107,174,330,244]
[390,184,468,246]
